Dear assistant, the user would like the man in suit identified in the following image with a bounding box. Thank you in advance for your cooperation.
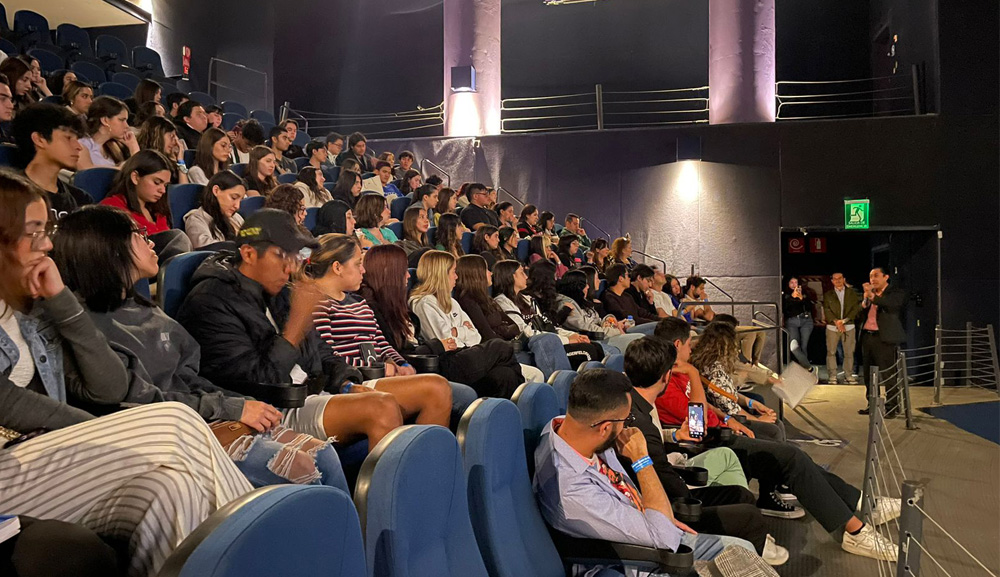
[823,272,862,384]
[858,267,906,416]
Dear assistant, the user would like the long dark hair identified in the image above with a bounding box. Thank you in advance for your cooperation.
[200,170,246,241]
[359,243,412,346]
[435,213,464,256]
[245,145,277,196]
[557,270,595,311]
[472,225,500,256]
[402,205,428,245]
[193,127,230,178]
[539,211,555,232]
[557,234,579,267]
[331,170,361,208]
[314,200,352,235]
[435,187,456,215]
[109,150,173,222]
[399,169,421,195]
[134,79,161,106]
[455,254,504,317]
[297,166,330,206]
[53,205,146,313]
[0,170,47,313]
[524,259,569,324]
[492,259,530,315]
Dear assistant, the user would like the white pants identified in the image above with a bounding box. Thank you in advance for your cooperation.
[0,402,253,577]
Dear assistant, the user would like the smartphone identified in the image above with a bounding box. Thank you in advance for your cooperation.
[687,402,705,440]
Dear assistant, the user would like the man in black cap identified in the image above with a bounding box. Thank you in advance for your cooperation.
[176,209,413,448]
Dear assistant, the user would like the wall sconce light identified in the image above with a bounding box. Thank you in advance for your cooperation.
[451,66,477,93]
[676,135,702,162]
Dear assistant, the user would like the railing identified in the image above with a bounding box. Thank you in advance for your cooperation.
[901,324,999,404]
[421,159,451,188]
[500,84,709,134]
[208,57,270,114]
[281,102,445,139]
[776,65,921,121]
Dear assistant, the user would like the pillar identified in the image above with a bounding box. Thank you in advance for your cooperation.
[708,0,776,124]
[443,0,501,136]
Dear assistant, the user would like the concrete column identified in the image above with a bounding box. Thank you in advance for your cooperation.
[708,0,776,124]
[443,0,501,136]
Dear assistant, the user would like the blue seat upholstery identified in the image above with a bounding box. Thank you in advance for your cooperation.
[42,95,62,104]
[516,239,530,262]
[277,173,297,184]
[596,279,607,299]
[427,226,437,246]
[603,353,624,373]
[157,251,214,319]
[13,10,49,48]
[71,60,107,84]
[182,149,197,168]
[98,81,132,100]
[258,120,275,134]
[293,131,311,148]
[238,196,266,219]
[134,278,151,300]
[0,4,9,38]
[188,91,215,106]
[0,144,17,168]
[175,79,195,94]
[0,38,16,58]
[158,485,366,577]
[355,425,489,577]
[132,46,165,77]
[250,109,276,125]
[160,81,181,97]
[55,24,92,57]
[407,268,417,292]
[72,167,118,203]
[324,166,341,183]
[387,221,404,239]
[304,207,318,231]
[510,383,561,469]
[390,196,412,221]
[112,71,142,91]
[96,35,129,66]
[580,361,605,372]
[292,157,309,171]
[168,183,203,230]
[27,48,63,74]
[230,163,248,178]
[221,112,243,131]
[221,100,248,117]
[458,398,566,577]
[461,231,474,255]
[544,370,576,415]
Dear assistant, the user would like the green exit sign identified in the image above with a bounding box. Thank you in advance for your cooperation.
[845,199,870,229]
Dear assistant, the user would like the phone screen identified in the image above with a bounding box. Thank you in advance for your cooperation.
[687,403,705,439]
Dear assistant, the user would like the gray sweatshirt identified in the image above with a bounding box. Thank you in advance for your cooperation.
[183,208,244,250]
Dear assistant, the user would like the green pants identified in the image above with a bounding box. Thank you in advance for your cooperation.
[687,447,749,488]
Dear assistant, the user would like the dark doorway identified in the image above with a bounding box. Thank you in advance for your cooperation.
[780,228,940,372]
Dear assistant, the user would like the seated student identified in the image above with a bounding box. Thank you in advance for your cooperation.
[229,119,264,164]
[184,170,246,249]
[528,236,568,277]
[665,274,692,322]
[498,226,518,260]
[164,92,188,120]
[335,131,374,172]
[268,126,296,174]
[99,150,193,260]
[460,183,501,231]
[682,276,715,322]
[652,318,901,559]
[134,78,161,109]
[396,204,431,257]
[533,369,759,570]
[354,193,399,245]
[53,205,348,489]
[304,139,327,171]
[0,57,33,114]
[556,234,583,270]
[205,104,223,129]
[375,160,402,197]
[136,116,189,184]
[649,268,678,318]
[0,74,15,143]
[516,204,540,238]
[425,174,444,194]
[494,201,516,229]
[62,80,93,119]
[434,212,465,257]
[556,270,641,353]
[12,104,92,220]
[323,132,344,168]
[606,236,636,273]
[409,250,525,398]
[413,183,438,223]
[588,237,610,273]
[560,212,592,251]
[602,264,660,327]
[264,184,308,227]
[175,100,209,150]
[398,169,422,197]
[712,313,774,390]
[244,145,279,197]
[434,187,458,225]
[538,211,558,246]
[0,173,252,577]
[621,337,789,565]
[394,149,415,180]
[523,260,608,357]
[626,265,667,321]
[294,165,332,209]
[77,96,139,169]
[281,119,305,159]
[471,225,503,269]
[377,151,395,167]
[187,127,232,185]
[135,100,166,128]
[312,199,361,239]
[47,69,78,97]
[329,168,362,209]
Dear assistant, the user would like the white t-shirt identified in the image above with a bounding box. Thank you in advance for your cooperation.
[651,289,675,316]
[0,303,35,387]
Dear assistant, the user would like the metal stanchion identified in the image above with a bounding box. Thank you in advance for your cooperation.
[966,321,973,385]
[933,325,943,404]
[899,350,916,430]
[987,324,1000,399]
[860,365,881,519]
[896,480,925,577]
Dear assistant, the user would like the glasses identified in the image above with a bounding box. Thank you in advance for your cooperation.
[25,222,57,251]
[590,414,636,429]
[132,227,149,242]
[271,246,311,268]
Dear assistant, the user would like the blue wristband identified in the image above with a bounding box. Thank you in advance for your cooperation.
[631,456,653,474]
[670,430,678,443]
[747,399,753,409]
[400,363,412,368]
[722,415,731,425]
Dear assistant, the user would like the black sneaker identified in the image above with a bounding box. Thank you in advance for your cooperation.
[758,490,805,519]
[858,407,870,415]
[775,484,796,502]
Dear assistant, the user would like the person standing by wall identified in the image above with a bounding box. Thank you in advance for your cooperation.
[783,276,814,371]
[823,272,861,384]
[858,267,907,417]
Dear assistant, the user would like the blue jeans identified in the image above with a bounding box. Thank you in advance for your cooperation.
[229,432,348,493]
[449,381,478,429]
[626,323,658,336]
[680,531,755,561]
[786,314,814,369]
[521,332,571,378]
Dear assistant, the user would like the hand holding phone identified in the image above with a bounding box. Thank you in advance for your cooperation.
[687,402,705,440]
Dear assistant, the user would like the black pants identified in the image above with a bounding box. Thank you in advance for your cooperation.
[861,330,901,414]
[438,339,523,399]
[730,436,862,533]
[688,485,768,553]
[564,342,607,369]
[0,517,119,577]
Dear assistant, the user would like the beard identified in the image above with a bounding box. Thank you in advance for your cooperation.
[595,427,619,454]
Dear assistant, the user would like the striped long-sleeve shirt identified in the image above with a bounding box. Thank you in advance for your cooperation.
[312,294,408,367]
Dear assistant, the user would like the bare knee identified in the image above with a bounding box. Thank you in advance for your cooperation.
[366,392,404,430]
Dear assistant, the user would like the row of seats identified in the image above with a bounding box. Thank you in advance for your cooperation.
[161,384,689,577]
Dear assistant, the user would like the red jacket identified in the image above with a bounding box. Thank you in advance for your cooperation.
[655,371,722,428]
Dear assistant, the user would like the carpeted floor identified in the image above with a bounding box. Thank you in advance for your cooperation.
[921,400,1000,444]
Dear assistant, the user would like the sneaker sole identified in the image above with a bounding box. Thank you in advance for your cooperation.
[759,508,806,519]
[873,510,902,526]
[842,541,897,562]
[764,552,790,566]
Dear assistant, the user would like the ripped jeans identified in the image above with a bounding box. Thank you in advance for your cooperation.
[222,425,348,493]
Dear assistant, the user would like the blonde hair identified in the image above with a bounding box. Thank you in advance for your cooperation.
[410,250,456,313]
[611,236,631,261]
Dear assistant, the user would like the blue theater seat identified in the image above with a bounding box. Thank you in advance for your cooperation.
[293,157,310,170]
[579,360,605,372]
[230,163,247,178]
[188,91,216,106]
[0,144,17,168]
[96,35,130,67]
[427,226,437,246]
[55,24,93,58]
[390,196,412,221]
[304,207,318,231]
[222,113,244,131]
[158,251,214,319]
[516,238,530,262]
[168,183,203,230]
[386,221,404,239]
[461,231,474,254]
[131,46,165,77]
[602,353,624,373]
[221,100,249,117]
[250,109,276,125]
[544,370,577,415]
[277,173,297,184]
[72,167,118,203]
[112,71,142,92]
[98,81,132,100]
[238,196,266,219]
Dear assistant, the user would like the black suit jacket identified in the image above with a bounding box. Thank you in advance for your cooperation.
[616,392,692,501]
[862,285,907,344]
[176,123,202,150]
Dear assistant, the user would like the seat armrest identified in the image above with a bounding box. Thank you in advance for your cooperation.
[242,382,307,408]
[548,528,695,575]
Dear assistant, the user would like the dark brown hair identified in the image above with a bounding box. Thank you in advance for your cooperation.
[359,243,412,346]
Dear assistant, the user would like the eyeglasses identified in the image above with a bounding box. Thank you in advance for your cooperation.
[271,246,311,268]
[132,227,149,242]
[24,222,57,251]
[590,414,636,428]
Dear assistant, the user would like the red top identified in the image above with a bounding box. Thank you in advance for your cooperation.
[100,195,170,235]
[654,371,722,429]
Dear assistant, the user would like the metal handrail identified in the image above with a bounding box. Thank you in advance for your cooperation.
[702,277,736,315]
[580,217,612,241]
[631,249,665,273]
[421,159,451,188]
[208,57,270,114]
[496,186,525,209]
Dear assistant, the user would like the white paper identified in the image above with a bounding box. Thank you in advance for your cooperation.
[772,362,818,409]
[0,515,20,544]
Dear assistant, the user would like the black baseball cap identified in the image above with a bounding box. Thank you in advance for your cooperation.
[237,209,318,255]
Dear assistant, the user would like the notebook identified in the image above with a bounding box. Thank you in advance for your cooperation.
[0,515,20,544]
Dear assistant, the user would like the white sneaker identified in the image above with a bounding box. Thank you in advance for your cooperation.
[870,497,902,526]
[842,523,897,561]
[762,534,789,566]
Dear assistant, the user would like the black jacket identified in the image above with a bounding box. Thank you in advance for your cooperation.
[862,285,907,344]
[175,253,361,394]
[335,150,374,172]
[175,122,203,150]
[616,392,693,500]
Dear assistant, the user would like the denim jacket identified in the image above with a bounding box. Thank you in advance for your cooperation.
[0,309,67,402]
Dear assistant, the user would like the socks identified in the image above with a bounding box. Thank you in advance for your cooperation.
[848,523,866,536]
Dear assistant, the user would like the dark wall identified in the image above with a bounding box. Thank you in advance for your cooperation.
[775,0,870,82]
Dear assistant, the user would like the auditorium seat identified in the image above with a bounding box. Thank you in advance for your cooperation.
[602,353,624,373]
[95,34,130,67]
[13,10,49,49]
[183,149,196,168]
[293,157,310,170]
[354,425,490,577]
[407,268,417,292]
[55,24,92,59]
[0,38,16,58]
[250,109,276,125]
[544,370,576,415]
[131,46,165,77]
[595,279,607,299]
[427,226,437,246]
[304,207,318,231]
[158,251,214,319]
[98,81,132,100]
[386,221,403,239]
[71,60,108,84]
[27,48,63,74]
[390,196,411,221]
[73,167,118,202]
[238,196,266,219]
[221,100,249,117]
[188,91,215,106]
[158,485,366,577]
[0,4,10,39]
[579,360,604,372]
[112,71,142,91]
[461,231,474,255]
[277,173,297,184]
[134,277,151,300]
[0,143,17,168]
[516,239,530,263]
[324,166,340,183]
[168,183,203,230]
[230,163,247,177]
[222,113,243,131]
[292,131,310,148]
